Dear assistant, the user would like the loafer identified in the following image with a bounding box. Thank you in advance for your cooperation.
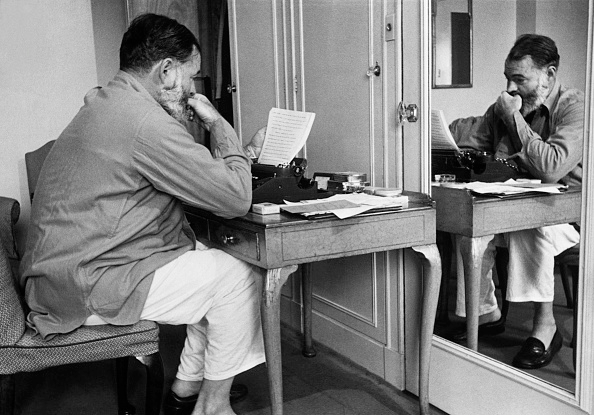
[512,330,563,369]
[450,317,506,342]
[163,384,249,415]
[164,391,198,415]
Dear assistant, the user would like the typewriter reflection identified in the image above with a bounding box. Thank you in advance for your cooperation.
[432,149,523,183]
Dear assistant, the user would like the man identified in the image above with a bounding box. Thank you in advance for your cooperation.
[20,14,266,415]
[449,34,583,369]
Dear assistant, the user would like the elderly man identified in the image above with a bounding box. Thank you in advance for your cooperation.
[20,13,266,415]
[449,34,583,369]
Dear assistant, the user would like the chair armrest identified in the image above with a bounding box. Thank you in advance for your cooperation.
[0,197,20,260]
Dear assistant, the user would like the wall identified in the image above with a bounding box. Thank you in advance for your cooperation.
[536,0,589,91]
[0,0,126,250]
[0,0,99,249]
[431,0,589,125]
[91,0,128,86]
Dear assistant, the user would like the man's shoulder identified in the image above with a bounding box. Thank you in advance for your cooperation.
[558,84,585,104]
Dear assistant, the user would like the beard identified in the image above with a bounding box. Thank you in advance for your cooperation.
[520,71,550,116]
[156,71,191,123]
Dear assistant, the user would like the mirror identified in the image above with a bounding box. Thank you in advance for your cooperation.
[432,0,472,88]
[431,0,590,396]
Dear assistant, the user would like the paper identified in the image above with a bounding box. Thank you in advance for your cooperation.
[431,109,460,151]
[464,180,566,196]
[280,193,405,219]
[257,108,316,165]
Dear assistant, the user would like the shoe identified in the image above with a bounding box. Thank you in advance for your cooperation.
[163,384,249,415]
[512,330,563,369]
[450,317,506,342]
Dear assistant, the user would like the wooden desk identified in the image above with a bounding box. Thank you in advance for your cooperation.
[184,196,441,415]
[432,185,582,350]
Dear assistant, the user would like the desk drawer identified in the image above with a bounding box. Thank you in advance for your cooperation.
[208,220,261,262]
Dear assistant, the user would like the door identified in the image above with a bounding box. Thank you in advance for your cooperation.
[228,0,415,386]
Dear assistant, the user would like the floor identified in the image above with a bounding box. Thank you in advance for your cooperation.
[13,324,440,415]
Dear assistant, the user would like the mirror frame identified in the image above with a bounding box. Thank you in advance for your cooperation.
[431,0,473,89]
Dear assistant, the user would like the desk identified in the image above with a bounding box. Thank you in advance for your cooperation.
[184,194,440,415]
[432,184,582,351]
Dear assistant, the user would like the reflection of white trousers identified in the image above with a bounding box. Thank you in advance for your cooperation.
[456,224,580,317]
[139,244,265,381]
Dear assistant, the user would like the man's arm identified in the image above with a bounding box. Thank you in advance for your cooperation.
[496,91,584,183]
[135,99,253,218]
[448,107,496,153]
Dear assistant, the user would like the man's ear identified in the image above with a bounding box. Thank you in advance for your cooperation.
[158,58,177,87]
[546,65,557,79]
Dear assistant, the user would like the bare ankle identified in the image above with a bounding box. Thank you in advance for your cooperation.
[171,378,202,398]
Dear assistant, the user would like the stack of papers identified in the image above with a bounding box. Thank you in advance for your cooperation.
[462,180,567,197]
[280,193,408,219]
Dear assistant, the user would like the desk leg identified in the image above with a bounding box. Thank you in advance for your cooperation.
[301,263,316,357]
[261,265,298,415]
[457,235,494,351]
[410,243,441,415]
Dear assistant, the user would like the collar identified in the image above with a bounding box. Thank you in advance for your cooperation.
[111,70,158,104]
[540,79,562,115]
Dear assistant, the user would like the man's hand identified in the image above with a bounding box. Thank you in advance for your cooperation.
[244,126,266,159]
[495,91,522,123]
[186,93,220,130]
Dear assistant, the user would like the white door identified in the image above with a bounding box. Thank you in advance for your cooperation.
[228,0,415,386]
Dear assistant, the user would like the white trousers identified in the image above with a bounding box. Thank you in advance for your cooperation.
[455,223,580,317]
[86,242,265,381]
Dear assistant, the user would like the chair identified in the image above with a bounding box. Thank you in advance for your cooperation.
[0,142,164,415]
[555,244,579,349]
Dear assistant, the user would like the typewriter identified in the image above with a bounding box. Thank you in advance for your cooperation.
[251,158,330,204]
[432,149,523,183]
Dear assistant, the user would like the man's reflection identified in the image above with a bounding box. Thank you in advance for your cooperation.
[448,34,583,369]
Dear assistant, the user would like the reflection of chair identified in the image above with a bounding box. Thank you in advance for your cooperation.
[555,244,579,348]
[0,143,165,415]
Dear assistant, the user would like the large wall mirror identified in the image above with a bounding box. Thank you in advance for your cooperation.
[430,0,590,407]
[432,0,472,88]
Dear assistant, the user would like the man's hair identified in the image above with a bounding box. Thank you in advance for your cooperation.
[506,34,560,69]
[120,13,200,74]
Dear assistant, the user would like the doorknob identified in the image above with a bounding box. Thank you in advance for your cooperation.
[367,62,381,77]
[398,102,418,123]
[227,84,237,93]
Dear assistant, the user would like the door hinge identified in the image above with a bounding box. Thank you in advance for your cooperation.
[293,76,299,93]
[385,14,395,42]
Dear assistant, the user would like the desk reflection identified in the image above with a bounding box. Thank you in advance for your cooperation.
[432,184,581,391]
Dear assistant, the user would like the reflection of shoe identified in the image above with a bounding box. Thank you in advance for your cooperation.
[163,384,249,415]
[164,390,198,415]
[512,330,563,369]
[450,318,506,342]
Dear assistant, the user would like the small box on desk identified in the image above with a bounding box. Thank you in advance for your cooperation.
[252,202,280,215]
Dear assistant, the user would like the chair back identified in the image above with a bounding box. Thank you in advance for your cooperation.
[25,140,55,202]
[0,220,25,346]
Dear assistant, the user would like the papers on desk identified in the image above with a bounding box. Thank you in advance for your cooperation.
[280,193,408,219]
[464,179,567,197]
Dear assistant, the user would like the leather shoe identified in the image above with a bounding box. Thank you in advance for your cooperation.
[163,384,248,415]
[450,317,506,342]
[512,330,563,369]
